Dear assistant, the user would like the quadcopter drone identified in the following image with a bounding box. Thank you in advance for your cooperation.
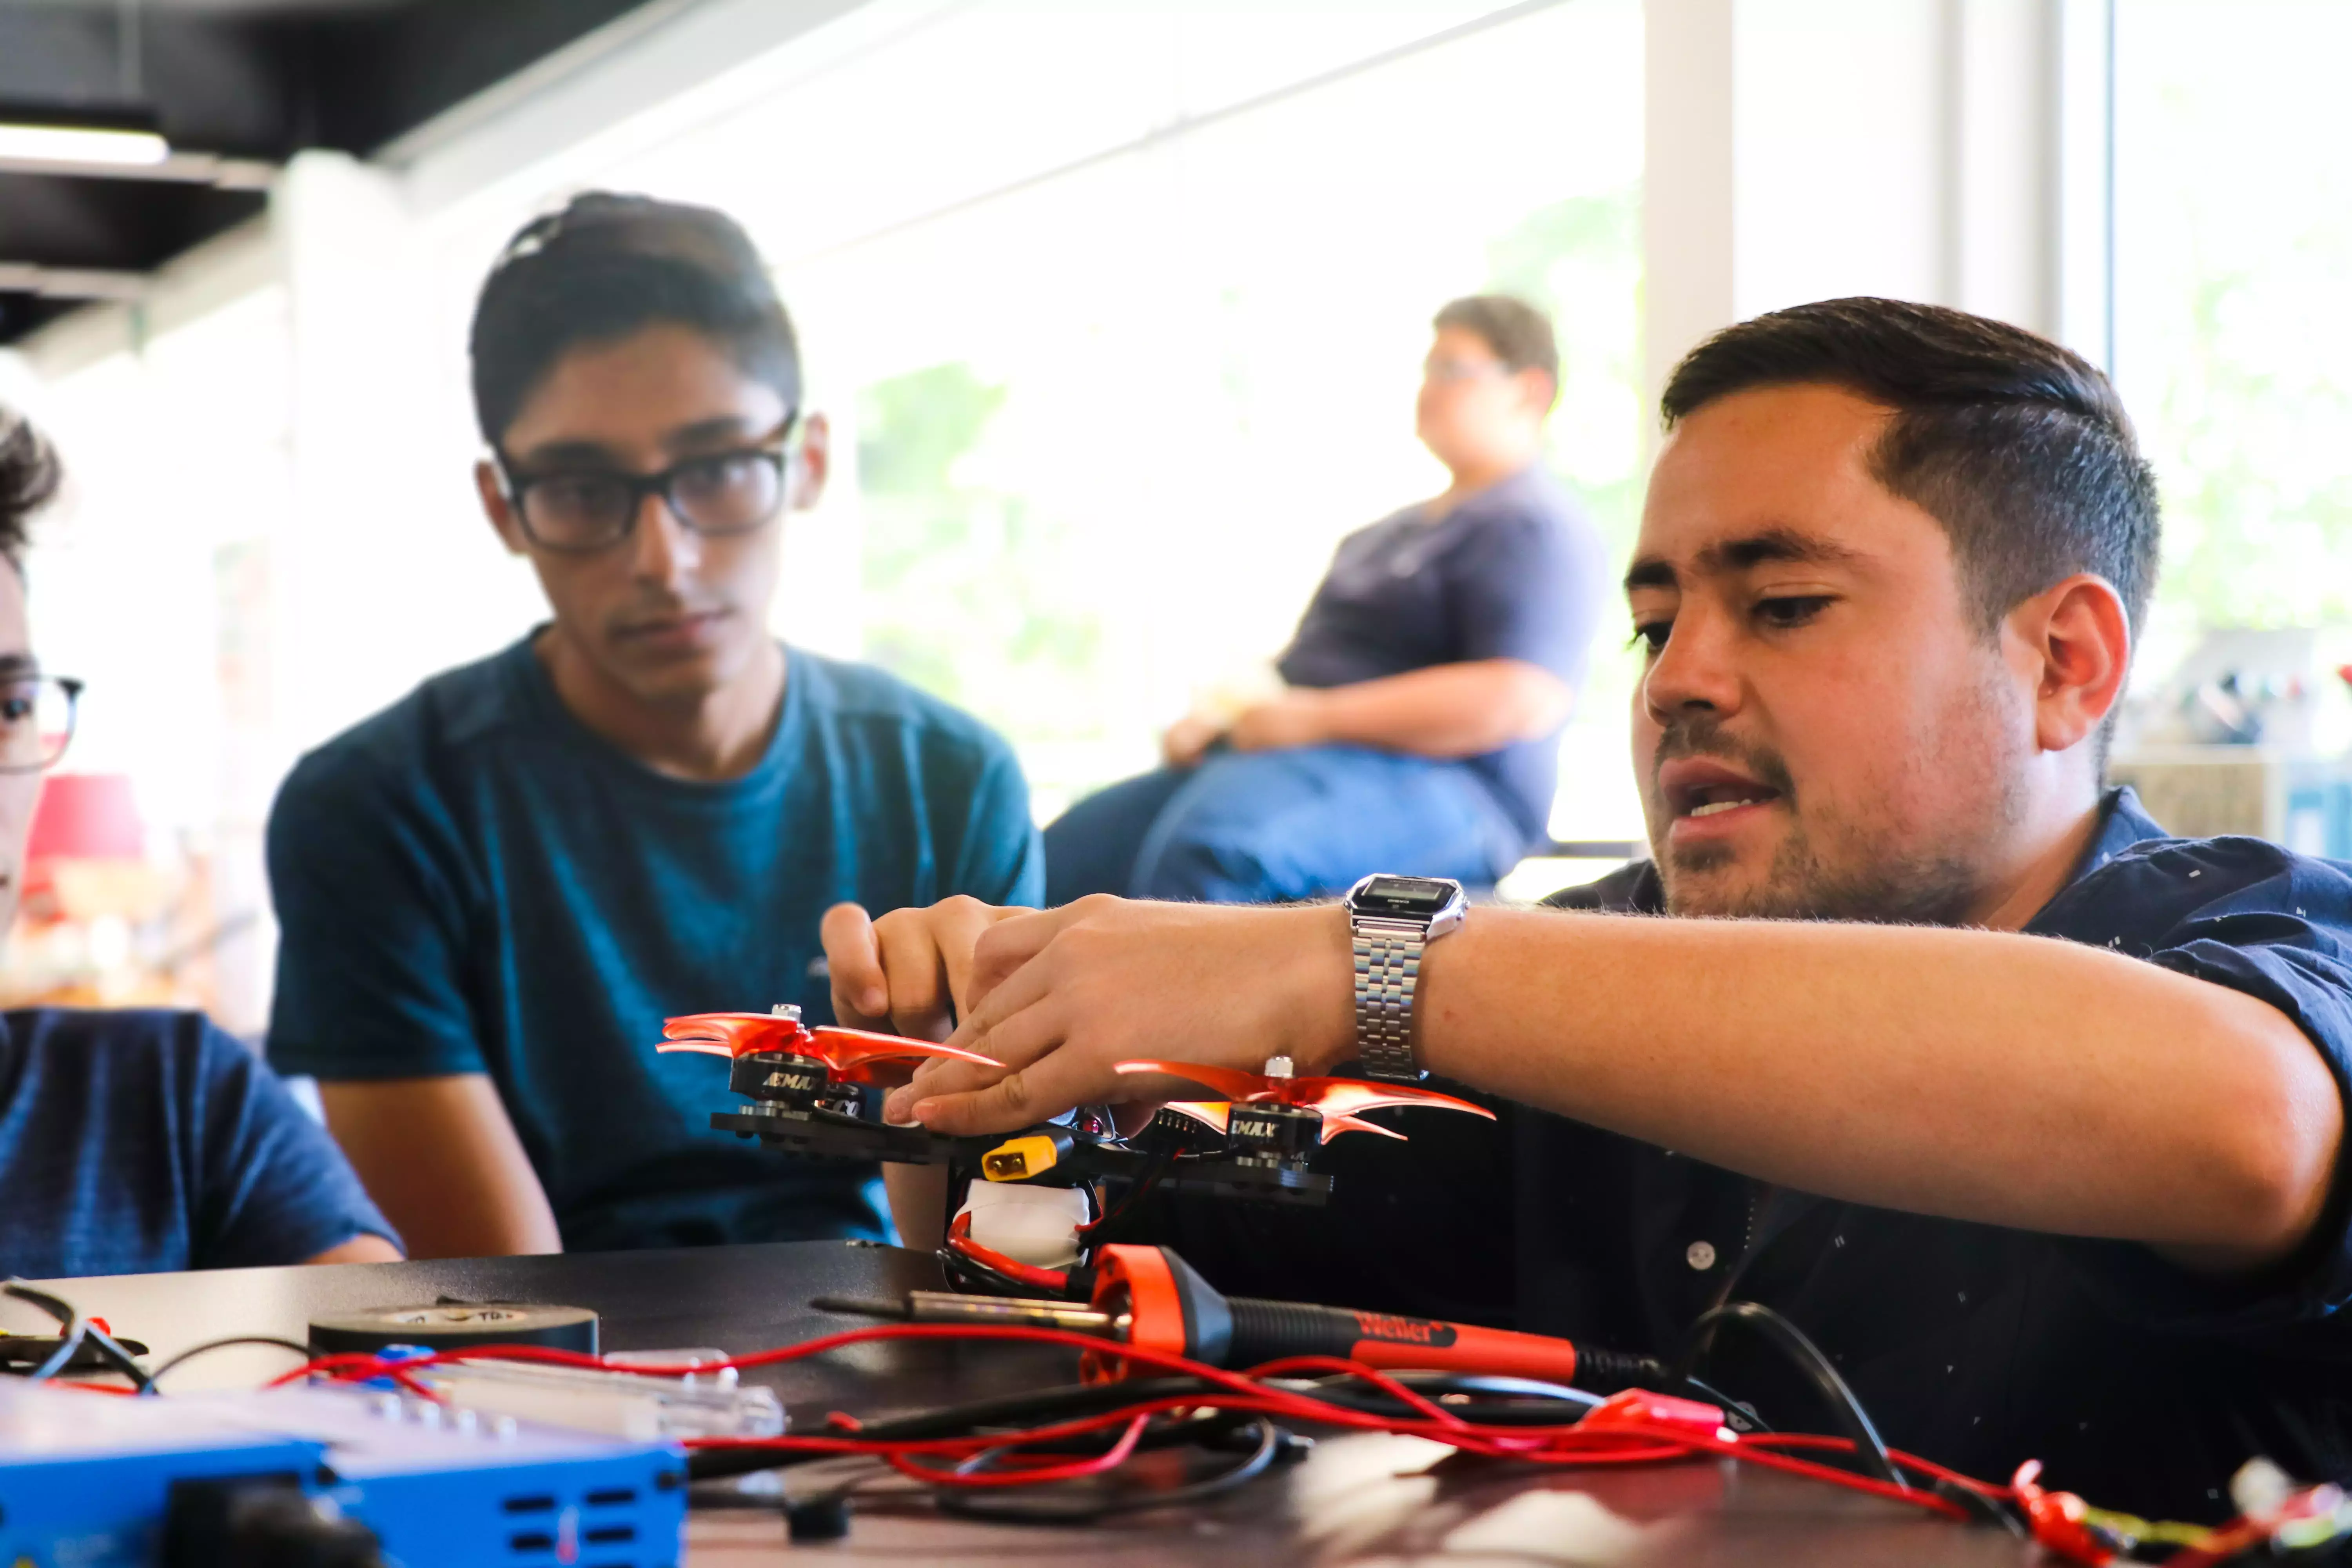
[662,1005,1494,1289]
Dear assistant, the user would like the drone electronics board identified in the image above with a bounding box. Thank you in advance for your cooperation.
[668,1007,1497,1214]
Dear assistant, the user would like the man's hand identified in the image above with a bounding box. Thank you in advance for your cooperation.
[1160,714,1227,769]
[881,896,1356,1136]
[1227,690,1331,753]
[821,896,1035,1042]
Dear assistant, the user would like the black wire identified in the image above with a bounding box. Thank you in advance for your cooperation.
[6,1281,86,1382]
[25,1321,84,1383]
[140,1336,315,1392]
[1670,1301,1900,1489]
[1293,1371,1601,1426]
[936,1246,1069,1299]
[3,1280,151,1392]
[1679,1374,1772,1434]
[932,1414,1283,1523]
[1078,1149,1176,1244]
[688,1365,1611,1486]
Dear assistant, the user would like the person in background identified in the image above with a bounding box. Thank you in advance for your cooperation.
[264,194,1043,1260]
[0,408,400,1279]
[1042,296,1608,904]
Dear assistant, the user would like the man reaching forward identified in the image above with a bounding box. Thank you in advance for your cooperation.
[826,299,2352,1519]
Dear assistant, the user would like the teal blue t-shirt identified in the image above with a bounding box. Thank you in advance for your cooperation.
[263,636,1043,1251]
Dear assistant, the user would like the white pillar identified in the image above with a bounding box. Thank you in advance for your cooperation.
[1643,0,2111,424]
[274,151,428,752]
[1643,0,1735,439]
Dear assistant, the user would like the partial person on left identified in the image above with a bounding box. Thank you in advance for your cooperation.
[0,408,400,1278]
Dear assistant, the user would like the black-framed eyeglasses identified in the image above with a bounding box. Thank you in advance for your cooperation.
[497,414,800,554]
[0,675,81,774]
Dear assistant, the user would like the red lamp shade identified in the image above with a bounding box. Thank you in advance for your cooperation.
[25,773,144,865]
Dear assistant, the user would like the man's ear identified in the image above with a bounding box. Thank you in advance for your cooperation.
[1515,368,1557,423]
[475,460,528,557]
[2016,572,2132,757]
[793,412,831,512]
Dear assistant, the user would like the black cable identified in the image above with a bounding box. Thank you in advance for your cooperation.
[1078,1149,1176,1245]
[5,1281,86,1382]
[1292,1370,1601,1426]
[1670,1301,1899,1489]
[933,1414,1283,1523]
[3,1280,151,1392]
[25,1321,84,1383]
[140,1335,316,1392]
[936,1246,1070,1299]
[688,1364,1606,1487]
[1679,1374,1772,1434]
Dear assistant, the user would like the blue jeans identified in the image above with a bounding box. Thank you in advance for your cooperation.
[1044,745,1528,905]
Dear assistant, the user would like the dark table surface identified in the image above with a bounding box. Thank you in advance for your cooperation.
[8,1242,2045,1565]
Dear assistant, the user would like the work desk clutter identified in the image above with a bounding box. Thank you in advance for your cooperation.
[0,1242,2039,1565]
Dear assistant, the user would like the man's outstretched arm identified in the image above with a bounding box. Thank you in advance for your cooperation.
[886,898,2343,1272]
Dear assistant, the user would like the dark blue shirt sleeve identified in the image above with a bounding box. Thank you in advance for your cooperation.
[1443,505,1608,686]
[265,748,487,1080]
[2057,844,2352,1336]
[187,1021,403,1267]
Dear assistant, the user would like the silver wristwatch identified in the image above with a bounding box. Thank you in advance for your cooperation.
[1346,874,1468,1082]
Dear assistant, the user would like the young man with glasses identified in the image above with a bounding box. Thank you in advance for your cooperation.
[0,408,400,1276]
[264,195,1043,1258]
[1038,295,1608,905]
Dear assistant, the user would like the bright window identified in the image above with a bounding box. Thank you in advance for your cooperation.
[2113,0,2352,644]
[617,0,1648,830]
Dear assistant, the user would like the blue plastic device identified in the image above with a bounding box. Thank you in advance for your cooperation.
[0,1379,686,1567]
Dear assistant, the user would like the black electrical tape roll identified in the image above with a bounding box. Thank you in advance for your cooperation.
[307,1303,599,1357]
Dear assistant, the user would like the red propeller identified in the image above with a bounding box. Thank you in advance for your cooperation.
[659,1012,998,1082]
[1116,1059,1493,1145]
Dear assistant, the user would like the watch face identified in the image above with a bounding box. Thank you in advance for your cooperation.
[1352,875,1461,917]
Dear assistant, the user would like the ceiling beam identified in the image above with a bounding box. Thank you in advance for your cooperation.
[0,151,276,191]
[0,263,147,302]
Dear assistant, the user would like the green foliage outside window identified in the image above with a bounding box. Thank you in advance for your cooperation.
[857,363,1109,753]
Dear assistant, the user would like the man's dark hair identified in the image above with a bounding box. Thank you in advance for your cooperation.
[1661,297,2160,643]
[469,192,801,448]
[0,407,59,569]
[1434,295,1559,406]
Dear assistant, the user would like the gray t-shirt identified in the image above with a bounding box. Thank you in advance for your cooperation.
[1275,466,1608,843]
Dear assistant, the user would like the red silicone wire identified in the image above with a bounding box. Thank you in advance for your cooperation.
[944,1214,1070,1292]
[886,1412,1152,1488]
[263,1321,1988,1524]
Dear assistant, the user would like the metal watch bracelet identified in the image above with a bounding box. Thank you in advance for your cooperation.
[1352,916,1432,1081]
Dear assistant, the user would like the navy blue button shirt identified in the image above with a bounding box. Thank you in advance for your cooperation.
[1142,788,2352,1519]
[1274,466,1608,846]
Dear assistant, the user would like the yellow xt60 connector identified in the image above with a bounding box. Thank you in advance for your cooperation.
[981,1134,1063,1181]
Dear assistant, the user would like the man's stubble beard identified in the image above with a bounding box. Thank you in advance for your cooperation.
[1649,673,2028,926]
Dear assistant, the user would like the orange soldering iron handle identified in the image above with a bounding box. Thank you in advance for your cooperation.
[1357,1312,1588,1383]
[1087,1244,1651,1390]
[1225,1297,1591,1383]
